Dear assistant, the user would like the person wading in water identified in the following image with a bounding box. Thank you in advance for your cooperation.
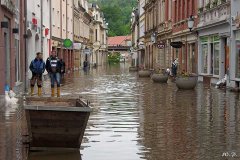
[46,50,62,97]
[29,52,46,96]
[171,59,178,79]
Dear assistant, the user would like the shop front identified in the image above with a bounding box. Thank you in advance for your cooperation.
[235,30,240,79]
[198,34,229,84]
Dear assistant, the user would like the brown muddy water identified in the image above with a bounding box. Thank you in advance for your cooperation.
[0,63,240,160]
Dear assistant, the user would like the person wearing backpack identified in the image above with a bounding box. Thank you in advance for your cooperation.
[46,50,62,97]
[29,52,46,96]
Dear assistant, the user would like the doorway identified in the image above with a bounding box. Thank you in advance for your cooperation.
[4,17,11,88]
[224,38,229,74]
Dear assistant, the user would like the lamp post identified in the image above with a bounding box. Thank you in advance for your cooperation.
[188,15,194,32]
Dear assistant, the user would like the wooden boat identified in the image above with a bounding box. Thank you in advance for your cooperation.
[24,97,92,151]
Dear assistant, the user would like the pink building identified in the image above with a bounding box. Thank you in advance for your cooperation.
[0,0,26,94]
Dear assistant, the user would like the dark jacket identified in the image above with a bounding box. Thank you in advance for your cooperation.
[46,56,62,73]
[60,60,66,73]
[29,58,46,74]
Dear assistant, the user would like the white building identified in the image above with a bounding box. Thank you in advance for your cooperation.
[138,0,145,67]
[89,3,108,66]
[130,8,139,67]
[42,0,51,67]
[228,0,240,88]
[26,0,41,79]
[26,0,51,78]
[197,0,231,84]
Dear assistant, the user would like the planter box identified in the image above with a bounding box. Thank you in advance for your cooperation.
[151,74,168,83]
[176,76,198,90]
[138,70,151,77]
[129,66,138,72]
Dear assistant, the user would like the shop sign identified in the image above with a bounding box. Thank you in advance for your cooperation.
[157,42,165,49]
[84,49,91,55]
[63,39,73,48]
[73,43,82,50]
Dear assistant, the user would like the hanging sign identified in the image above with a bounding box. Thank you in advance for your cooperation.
[157,42,165,49]
[63,39,73,48]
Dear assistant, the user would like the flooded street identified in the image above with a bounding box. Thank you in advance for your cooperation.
[1,64,240,160]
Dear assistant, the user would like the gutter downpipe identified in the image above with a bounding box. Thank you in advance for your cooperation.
[24,0,28,94]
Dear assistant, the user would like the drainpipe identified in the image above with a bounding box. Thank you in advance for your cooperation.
[228,0,232,85]
[41,0,43,53]
[24,0,28,94]
[50,0,52,54]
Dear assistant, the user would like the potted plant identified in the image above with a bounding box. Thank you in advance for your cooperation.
[176,72,198,90]
[138,66,151,77]
[198,7,204,13]
[205,2,211,10]
[212,0,218,7]
[129,66,138,72]
[151,68,169,83]
[221,0,226,4]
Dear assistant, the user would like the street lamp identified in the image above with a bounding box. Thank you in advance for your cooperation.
[188,15,194,32]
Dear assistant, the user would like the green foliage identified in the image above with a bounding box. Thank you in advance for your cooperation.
[108,52,121,63]
[89,0,137,36]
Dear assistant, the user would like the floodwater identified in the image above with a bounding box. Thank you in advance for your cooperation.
[0,63,240,160]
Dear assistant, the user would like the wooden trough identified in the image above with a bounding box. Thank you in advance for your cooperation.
[24,97,92,151]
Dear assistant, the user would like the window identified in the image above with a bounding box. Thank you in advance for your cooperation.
[192,0,195,15]
[201,37,209,74]
[174,1,177,22]
[15,39,20,82]
[52,8,55,25]
[212,36,220,75]
[202,43,208,73]
[95,29,98,41]
[213,42,220,75]
[236,30,240,78]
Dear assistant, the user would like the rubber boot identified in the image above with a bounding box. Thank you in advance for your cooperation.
[30,87,34,96]
[57,87,60,97]
[38,87,42,97]
[51,88,55,97]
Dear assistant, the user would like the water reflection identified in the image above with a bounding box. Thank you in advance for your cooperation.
[28,151,81,160]
[0,64,240,160]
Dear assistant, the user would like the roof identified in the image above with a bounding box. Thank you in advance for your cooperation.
[108,36,131,46]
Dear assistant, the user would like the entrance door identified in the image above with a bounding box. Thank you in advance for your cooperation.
[224,38,229,74]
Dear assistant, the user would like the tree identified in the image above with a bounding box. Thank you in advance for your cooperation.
[89,0,137,36]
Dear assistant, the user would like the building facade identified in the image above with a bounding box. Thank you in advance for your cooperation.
[229,0,240,88]
[0,0,26,94]
[73,0,92,69]
[131,7,139,67]
[171,0,198,74]
[134,0,199,72]
[51,0,74,72]
[143,0,157,69]
[138,0,146,68]
[25,0,40,82]
[42,0,51,71]
[89,3,108,66]
[156,0,172,71]
[197,0,230,84]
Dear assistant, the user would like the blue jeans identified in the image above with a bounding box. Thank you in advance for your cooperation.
[50,72,61,88]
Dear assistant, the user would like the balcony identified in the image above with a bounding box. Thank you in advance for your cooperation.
[1,0,16,14]
[198,0,230,28]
